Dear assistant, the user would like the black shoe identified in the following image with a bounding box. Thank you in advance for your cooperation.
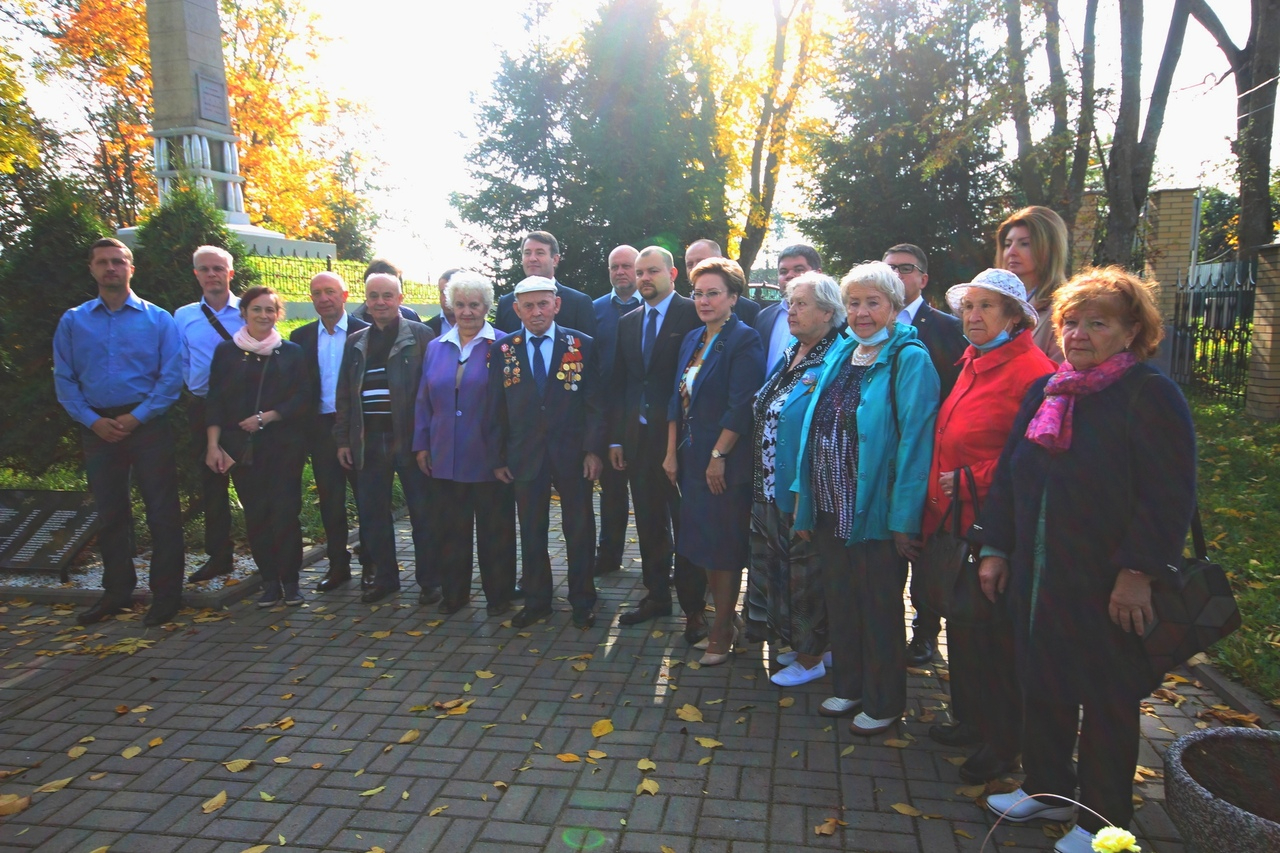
[511,606,551,628]
[593,555,621,577]
[572,609,596,629]
[510,585,526,601]
[418,587,443,606]
[618,599,672,626]
[316,569,352,593]
[906,634,937,666]
[683,621,708,647]
[360,564,375,591]
[439,597,467,615]
[959,744,1019,784]
[361,584,399,604]
[929,721,981,747]
[143,598,182,627]
[486,600,512,617]
[187,556,233,584]
[77,596,132,626]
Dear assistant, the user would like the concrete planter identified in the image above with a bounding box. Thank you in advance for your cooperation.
[1165,727,1280,853]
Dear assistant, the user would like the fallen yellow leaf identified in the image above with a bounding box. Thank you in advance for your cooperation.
[121,746,142,759]
[89,773,107,781]
[675,704,703,722]
[67,746,87,760]
[891,803,923,816]
[361,661,376,668]
[650,630,664,638]
[272,757,291,764]
[661,847,677,853]
[884,738,910,748]
[130,705,153,713]
[398,729,421,744]
[955,829,975,839]
[280,693,294,700]
[493,781,508,789]
[222,759,253,772]
[370,630,391,639]
[202,790,228,814]
[148,737,163,748]
[698,756,712,766]
[556,753,581,763]
[814,817,847,836]
[475,670,495,679]
[790,750,799,758]
[587,749,606,759]
[259,791,275,801]
[428,805,449,816]
[0,794,30,816]
[34,776,74,793]
[956,784,987,798]
[636,778,660,795]
[87,848,110,853]
[694,737,723,749]
[360,786,385,797]
[636,758,656,771]
[240,846,271,853]
[778,697,795,708]
[840,745,855,757]
[571,662,587,672]
[591,719,614,738]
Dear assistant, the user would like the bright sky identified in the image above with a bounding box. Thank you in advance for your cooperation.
[9,1,1274,280]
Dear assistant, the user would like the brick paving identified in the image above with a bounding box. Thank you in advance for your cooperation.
[0,503,1255,852]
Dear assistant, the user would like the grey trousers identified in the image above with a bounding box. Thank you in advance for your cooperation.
[814,516,907,718]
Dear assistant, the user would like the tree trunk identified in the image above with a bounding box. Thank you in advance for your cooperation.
[1063,0,1098,255]
[1004,0,1040,205]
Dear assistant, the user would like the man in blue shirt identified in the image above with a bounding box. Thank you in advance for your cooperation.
[174,245,244,583]
[53,238,186,627]
[590,244,640,576]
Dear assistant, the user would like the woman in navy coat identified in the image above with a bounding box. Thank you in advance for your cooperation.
[664,258,765,665]
[976,268,1196,853]
[413,272,517,617]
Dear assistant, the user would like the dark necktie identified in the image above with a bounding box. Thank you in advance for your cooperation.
[642,307,659,368]
[531,335,548,395]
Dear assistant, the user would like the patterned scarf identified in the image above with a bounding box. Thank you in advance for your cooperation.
[1025,351,1137,453]
[233,325,282,356]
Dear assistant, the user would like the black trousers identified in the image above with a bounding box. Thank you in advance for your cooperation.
[626,421,706,616]
[230,437,304,591]
[435,478,516,608]
[814,518,906,718]
[307,412,359,570]
[596,455,630,568]
[186,396,233,563]
[908,557,942,639]
[1022,690,1140,834]
[82,416,184,603]
[512,458,596,614]
[949,618,1021,760]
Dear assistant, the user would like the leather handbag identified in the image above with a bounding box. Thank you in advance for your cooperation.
[918,466,993,624]
[218,353,271,467]
[1143,506,1242,681]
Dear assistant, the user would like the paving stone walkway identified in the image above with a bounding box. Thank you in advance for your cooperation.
[0,505,1256,852]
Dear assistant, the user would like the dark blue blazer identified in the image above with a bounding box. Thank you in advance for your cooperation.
[592,292,642,380]
[913,302,966,400]
[485,325,605,482]
[667,315,765,487]
[289,313,369,409]
[733,294,761,328]
[495,282,597,336]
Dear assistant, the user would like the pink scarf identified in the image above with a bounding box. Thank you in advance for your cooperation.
[233,326,282,356]
[1025,351,1138,453]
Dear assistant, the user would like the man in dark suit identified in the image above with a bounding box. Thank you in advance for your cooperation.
[425,268,460,337]
[591,245,641,576]
[685,239,760,327]
[488,276,605,630]
[609,246,707,643]
[883,242,967,666]
[290,272,368,592]
[495,231,596,335]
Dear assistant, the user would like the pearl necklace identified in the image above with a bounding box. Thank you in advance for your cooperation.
[850,343,883,366]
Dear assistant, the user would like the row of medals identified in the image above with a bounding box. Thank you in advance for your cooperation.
[560,341,582,390]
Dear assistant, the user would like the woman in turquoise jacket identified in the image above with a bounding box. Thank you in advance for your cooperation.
[793,261,940,736]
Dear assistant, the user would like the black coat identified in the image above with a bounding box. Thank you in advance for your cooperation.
[912,302,966,401]
[206,339,310,457]
[495,282,597,336]
[972,364,1196,701]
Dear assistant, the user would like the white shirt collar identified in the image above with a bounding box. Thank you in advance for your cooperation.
[899,295,925,324]
[320,312,349,335]
[441,321,496,349]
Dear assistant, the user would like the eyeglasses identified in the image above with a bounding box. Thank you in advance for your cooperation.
[690,290,726,301]
[886,263,921,275]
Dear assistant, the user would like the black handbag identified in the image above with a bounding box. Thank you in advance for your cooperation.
[918,466,993,625]
[218,352,271,467]
[1143,507,1242,680]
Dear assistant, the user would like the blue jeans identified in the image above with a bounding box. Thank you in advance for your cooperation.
[81,415,184,603]
[356,431,436,591]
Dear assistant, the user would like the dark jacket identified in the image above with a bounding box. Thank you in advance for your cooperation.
[610,294,701,460]
[206,338,310,456]
[912,301,967,400]
[667,315,765,489]
[424,313,446,336]
[733,294,761,328]
[972,364,1196,700]
[289,313,369,412]
[495,282,597,336]
[592,291,642,380]
[485,325,605,481]
[333,319,435,469]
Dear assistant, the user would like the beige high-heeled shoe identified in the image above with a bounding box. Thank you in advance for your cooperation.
[699,626,740,666]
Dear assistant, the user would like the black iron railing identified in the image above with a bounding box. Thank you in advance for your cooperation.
[1169,260,1255,403]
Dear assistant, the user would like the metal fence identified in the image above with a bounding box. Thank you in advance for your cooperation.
[1169,260,1255,403]
[240,251,438,304]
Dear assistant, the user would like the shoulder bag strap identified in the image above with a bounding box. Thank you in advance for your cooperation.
[202,303,234,341]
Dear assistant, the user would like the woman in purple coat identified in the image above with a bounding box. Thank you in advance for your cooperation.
[413,272,517,616]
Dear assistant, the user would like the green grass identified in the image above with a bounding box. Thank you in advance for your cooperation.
[1190,391,1280,706]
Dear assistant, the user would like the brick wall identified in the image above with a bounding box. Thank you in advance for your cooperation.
[1247,242,1280,419]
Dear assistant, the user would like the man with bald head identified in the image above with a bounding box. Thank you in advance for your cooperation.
[290,272,369,591]
[174,245,245,583]
[590,244,641,575]
[684,239,760,327]
[335,273,437,604]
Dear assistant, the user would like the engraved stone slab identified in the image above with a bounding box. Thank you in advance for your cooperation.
[0,490,102,579]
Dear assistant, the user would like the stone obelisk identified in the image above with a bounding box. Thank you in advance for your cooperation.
[119,0,334,256]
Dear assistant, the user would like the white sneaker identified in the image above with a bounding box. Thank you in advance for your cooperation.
[1053,826,1096,853]
[776,649,832,667]
[849,711,900,736]
[986,788,1077,823]
[818,696,861,717]
[770,660,826,687]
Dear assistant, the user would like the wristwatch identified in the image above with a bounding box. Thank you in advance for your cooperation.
[711,449,725,459]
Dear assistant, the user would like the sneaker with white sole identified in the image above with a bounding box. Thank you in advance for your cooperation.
[283,584,305,606]
[776,649,832,667]
[257,587,282,608]
[985,788,1077,824]
[818,696,861,717]
[1053,826,1096,853]
[770,660,826,687]
[849,711,899,736]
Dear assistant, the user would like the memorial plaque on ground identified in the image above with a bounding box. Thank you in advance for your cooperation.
[0,490,102,580]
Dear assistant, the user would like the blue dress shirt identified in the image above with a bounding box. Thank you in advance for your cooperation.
[523,322,558,378]
[53,292,184,428]
[174,295,244,397]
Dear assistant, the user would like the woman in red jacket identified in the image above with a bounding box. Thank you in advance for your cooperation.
[922,269,1055,783]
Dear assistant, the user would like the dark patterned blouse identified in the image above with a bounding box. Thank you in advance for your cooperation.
[752,329,838,504]
[809,360,869,539]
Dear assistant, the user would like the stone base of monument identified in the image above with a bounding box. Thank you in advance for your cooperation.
[1165,727,1280,853]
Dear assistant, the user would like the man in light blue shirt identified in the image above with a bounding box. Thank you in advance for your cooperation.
[173,245,244,582]
[53,237,185,628]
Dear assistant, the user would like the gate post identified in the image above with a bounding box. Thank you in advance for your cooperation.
[1143,188,1199,322]
[1246,243,1280,419]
